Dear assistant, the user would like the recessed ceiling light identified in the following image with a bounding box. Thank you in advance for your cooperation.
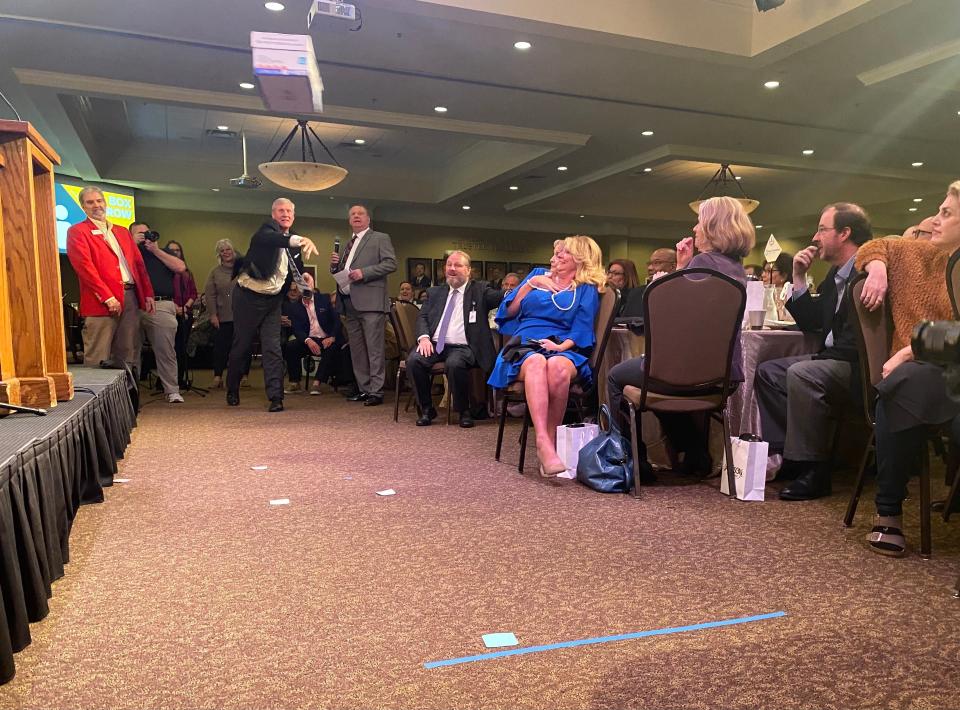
[755,224,763,229]
[643,167,653,173]
[908,207,918,212]
[913,198,923,202]
[802,149,814,155]
[462,205,471,210]
[641,130,654,137]
[912,161,924,167]
[509,185,518,191]
[239,82,255,90]
[264,2,285,11]
[434,105,448,113]
[217,125,229,131]
[514,41,532,50]
[354,138,366,145]
[211,188,220,192]
[579,215,585,218]
[735,176,742,181]
[764,80,780,89]
[557,166,568,171]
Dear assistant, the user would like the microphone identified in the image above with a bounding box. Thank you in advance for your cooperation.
[330,236,341,273]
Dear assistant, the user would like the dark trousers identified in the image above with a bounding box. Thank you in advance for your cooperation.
[873,400,925,517]
[175,314,192,385]
[755,355,852,461]
[407,344,477,414]
[214,321,250,378]
[214,321,234,376]
[284,338,345,384]
[227,286,283,401]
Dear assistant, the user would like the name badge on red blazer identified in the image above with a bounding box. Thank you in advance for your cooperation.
[91,229,103,235]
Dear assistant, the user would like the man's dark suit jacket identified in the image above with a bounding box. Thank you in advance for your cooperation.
[415,280,504,372]
[282,293,343,346]
[235,219,303,290]
[786,264,860,362]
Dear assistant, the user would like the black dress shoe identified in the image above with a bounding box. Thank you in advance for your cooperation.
[363,395,384,407]
[416,408,438,426]
[779,464,832,501]
[459,414,475,428]
[346,392,368,402]
[268,399,284,412]
[226,391,240,406]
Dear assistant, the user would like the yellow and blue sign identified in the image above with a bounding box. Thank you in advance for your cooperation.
[56,182,136,253]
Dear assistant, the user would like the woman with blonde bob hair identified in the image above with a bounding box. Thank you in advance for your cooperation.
[489,235,606,476]
[607,196,754,480]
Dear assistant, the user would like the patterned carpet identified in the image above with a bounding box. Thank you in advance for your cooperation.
[2,373,959,710]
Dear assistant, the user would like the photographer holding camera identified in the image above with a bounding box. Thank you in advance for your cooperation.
[855,181,960,556]
[131,221,186,403]
[226,197,318,412]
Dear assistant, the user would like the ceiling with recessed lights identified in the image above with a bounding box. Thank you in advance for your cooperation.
[0,0,958,241]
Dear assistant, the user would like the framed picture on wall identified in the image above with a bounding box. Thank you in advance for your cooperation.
[485,261,507,286]
[432,258,447,286]
[469,260,484,283]
[509,262,532,281]
[407,257,432,289]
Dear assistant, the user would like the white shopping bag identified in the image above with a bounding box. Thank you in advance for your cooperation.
[556,423,600,479]
[720,435,768,501]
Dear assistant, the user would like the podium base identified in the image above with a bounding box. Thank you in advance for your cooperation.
[19,376,57,408]
[48,371,74,401]
[0,377,22,416]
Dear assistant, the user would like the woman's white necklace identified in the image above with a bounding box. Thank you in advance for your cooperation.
[531,279,576,311]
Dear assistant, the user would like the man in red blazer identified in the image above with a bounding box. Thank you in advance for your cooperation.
[66,186,154,369]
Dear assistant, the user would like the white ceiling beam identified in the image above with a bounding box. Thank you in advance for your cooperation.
[13,69,590,147]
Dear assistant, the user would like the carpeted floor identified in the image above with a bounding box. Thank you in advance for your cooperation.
[2,372,959,710]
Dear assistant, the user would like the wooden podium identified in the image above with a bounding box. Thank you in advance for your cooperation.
[0,120,73,408]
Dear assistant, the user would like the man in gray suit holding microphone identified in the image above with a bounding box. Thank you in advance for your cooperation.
[330,203,397,406]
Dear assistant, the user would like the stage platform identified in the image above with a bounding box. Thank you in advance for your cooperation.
[0,366,137,684]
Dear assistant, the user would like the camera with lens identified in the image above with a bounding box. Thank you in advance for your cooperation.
[291,272,312,300]
[143,230,160,242]
[912,320,960,399]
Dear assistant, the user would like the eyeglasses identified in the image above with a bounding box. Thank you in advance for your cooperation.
[607,269,625,276]
[815,226,838,235]
[914,229,932,238]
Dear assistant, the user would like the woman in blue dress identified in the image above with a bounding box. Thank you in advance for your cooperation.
[489,235,607,477]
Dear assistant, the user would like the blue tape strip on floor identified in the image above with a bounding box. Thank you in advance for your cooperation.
[423,611,787,669]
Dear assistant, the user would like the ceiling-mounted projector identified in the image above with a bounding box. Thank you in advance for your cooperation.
[308,1,357,27]
[755,0,786,10]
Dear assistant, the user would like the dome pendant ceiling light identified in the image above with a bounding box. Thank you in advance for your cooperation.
[258,120,347,191]
[688,163,759,214]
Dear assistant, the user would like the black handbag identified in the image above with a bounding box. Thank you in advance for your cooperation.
[576,405,634,493]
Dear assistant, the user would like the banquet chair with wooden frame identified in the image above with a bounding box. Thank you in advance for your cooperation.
[619,268,746,499]
[842,273,948,558]
[391,300,452,425]
[494,287,620,473]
